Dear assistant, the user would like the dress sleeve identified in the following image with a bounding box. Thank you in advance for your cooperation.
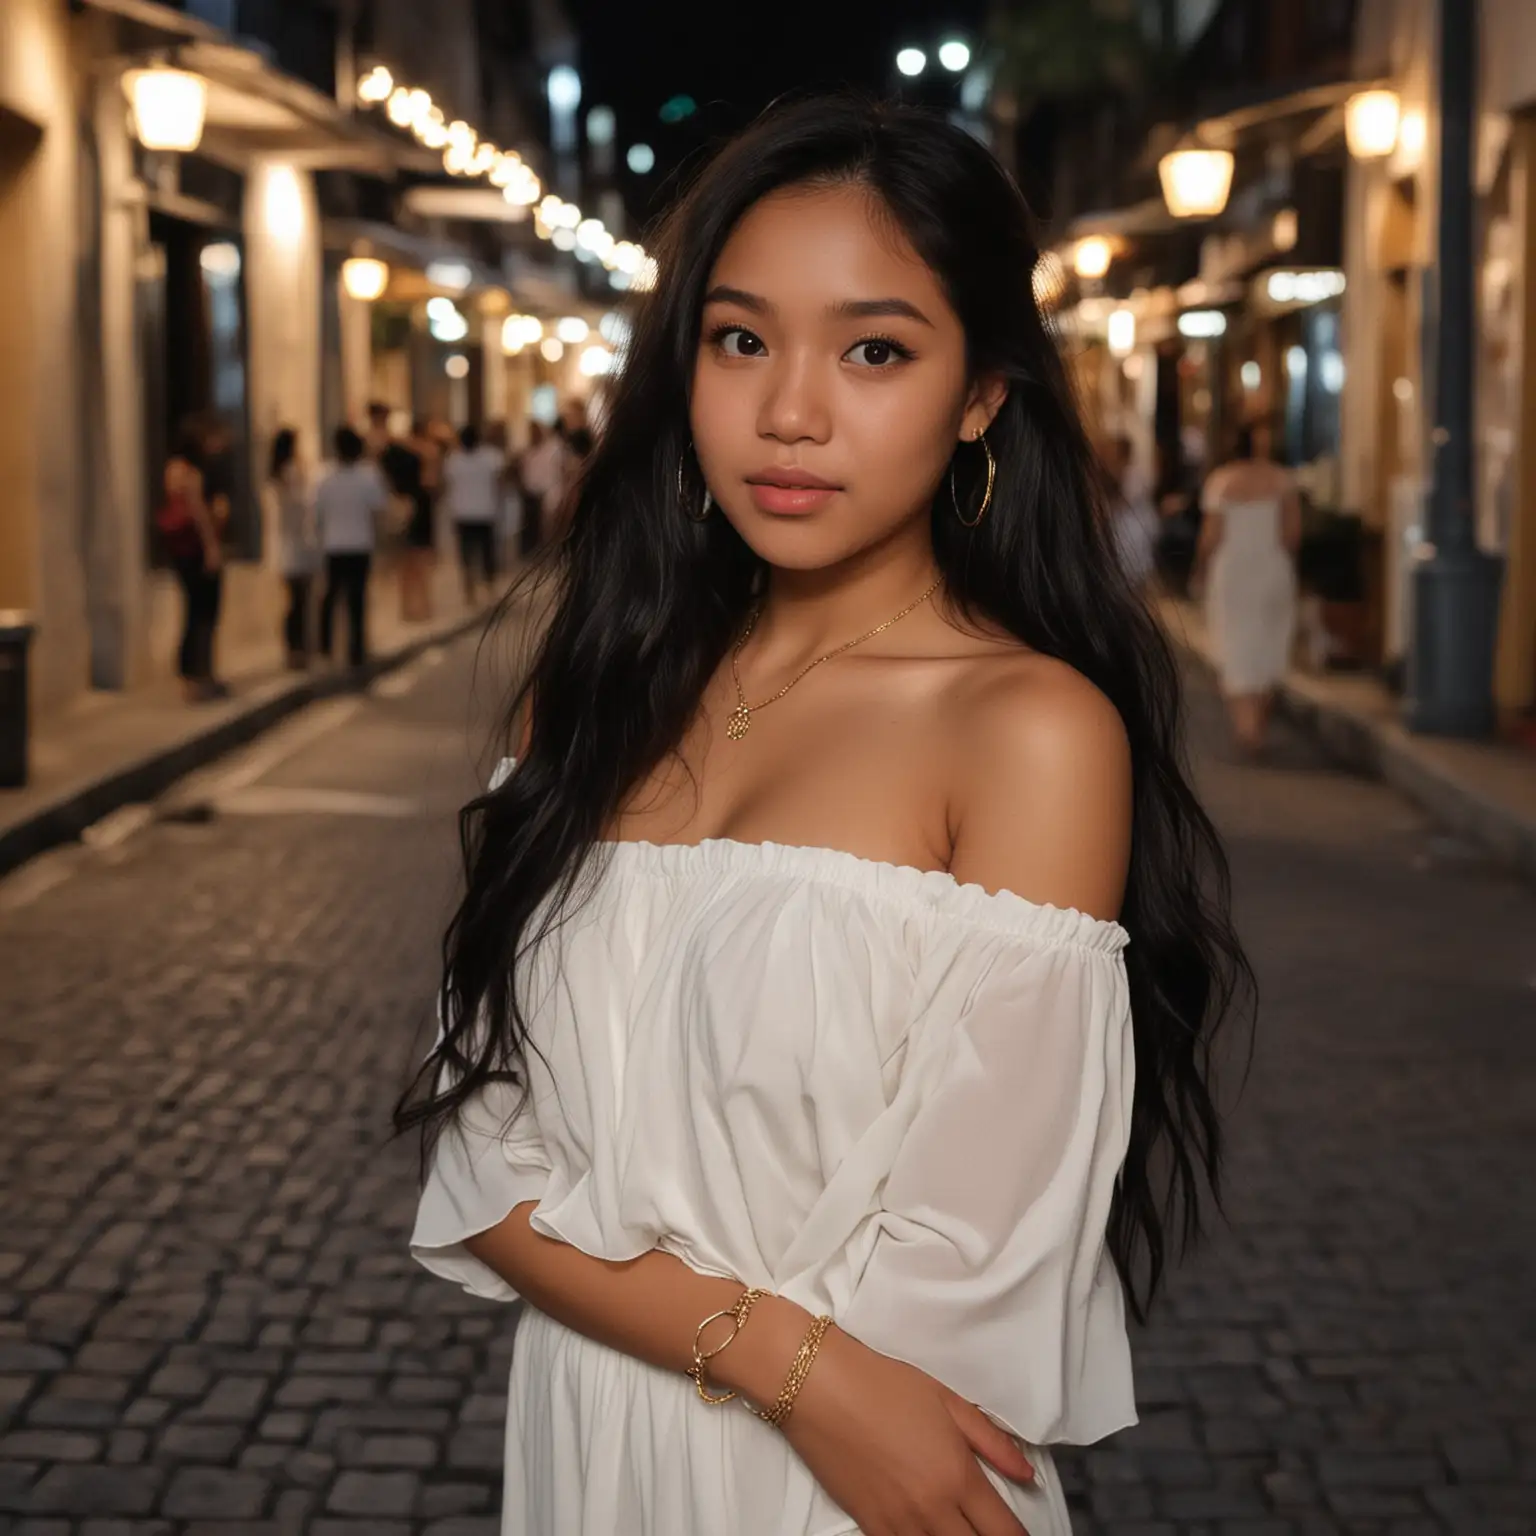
[836,920,1137,1446]
[410,757,553,1301]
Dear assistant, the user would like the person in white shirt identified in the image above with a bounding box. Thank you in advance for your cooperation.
[442,423,506,604]
[517,420,567,556]
[314,425,389,668]
[262,427,319,670]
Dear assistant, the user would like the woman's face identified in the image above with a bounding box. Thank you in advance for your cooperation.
[690,182,1002,570]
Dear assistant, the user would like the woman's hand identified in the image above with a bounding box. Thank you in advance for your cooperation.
[779,1326,1035,1535]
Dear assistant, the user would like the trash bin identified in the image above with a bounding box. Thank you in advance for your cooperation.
[0,611,35,789]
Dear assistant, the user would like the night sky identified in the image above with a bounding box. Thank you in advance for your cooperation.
[565,0,991,230]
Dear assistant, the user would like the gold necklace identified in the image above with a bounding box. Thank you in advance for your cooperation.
[726,576,944,741]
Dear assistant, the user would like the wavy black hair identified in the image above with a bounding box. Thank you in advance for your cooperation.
[395,92,1254,1323]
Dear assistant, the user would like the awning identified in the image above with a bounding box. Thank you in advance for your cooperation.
[83,0,436,175]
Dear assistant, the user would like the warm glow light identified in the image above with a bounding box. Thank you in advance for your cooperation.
[576,219,606,250]
[199,242,241,280]
[1158,149,1235,219]
[490,152,521,186]
[502,314,540,354]
[444,143,475,175]
[1272,208,1299,252]
[126,68,208,153]
[633,255,659,292]
[262,166,306,244]
[341,256,389,301]
[552,228,578,252]
[503,166,542,205]
[1107,308,1136,358]
[386,89,414,127]
[357,66,393,104]
[444,354,470,380]
[1177,309,1228,338]
[540,336,566,363]
[556,316,590,344]
[1073,236,1114,281]
[1345,89,1401,161]
[579,344,613,377]
[1398,108,1427,164]
[420,120,449,149]
[896,48,927,77]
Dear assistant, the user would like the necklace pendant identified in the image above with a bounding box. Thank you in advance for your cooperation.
[726,704,752,741]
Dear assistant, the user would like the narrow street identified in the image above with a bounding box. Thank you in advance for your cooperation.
[1,632,1532,1535]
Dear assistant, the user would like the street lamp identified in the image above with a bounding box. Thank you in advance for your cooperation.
[548,66,582,114]
[937,40,971,72]
[1158,148,1235,219]
[896,48,927,78]
[1345,89,1401,160]
[125,67,207,153]
[1073,236,1113,281]
[341,256,389,302]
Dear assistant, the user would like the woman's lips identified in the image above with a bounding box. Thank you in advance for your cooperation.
[746,481,837,515]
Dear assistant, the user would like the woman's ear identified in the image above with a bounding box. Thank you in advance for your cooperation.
[961,372,1009,440]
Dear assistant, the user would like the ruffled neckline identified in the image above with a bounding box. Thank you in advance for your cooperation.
[491,759,1128,953]
[598,836,1129,955]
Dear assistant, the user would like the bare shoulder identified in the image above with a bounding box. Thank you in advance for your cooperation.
[942,648,1132,922]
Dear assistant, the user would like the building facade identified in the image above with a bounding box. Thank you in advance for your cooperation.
[1343,0,1536,714]
[0,0,616,727]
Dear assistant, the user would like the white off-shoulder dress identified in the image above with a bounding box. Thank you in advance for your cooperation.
[411,763,1138,1535]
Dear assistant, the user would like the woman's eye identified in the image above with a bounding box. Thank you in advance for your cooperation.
[846,338,907,368]
[716,327,766,359]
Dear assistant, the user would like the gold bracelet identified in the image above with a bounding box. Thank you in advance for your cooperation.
[753,1313,834,1428]
[685,1287,770,1405]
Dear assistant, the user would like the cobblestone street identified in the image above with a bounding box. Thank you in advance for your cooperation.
[0,631,1532,1535]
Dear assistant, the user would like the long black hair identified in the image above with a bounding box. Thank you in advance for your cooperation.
[395,93,1253,1323]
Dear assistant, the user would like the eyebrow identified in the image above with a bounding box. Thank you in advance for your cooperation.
[702,286,935,328]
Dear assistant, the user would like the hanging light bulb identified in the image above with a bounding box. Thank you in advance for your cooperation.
[357,66,393,104]
[125,68,208,153]
[1158,149,1235,219]
[341,256,389,302]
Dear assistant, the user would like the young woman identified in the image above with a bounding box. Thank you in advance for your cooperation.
[402,94,1251,1536]
[263,427,318,668]
[1196,419,1301,758]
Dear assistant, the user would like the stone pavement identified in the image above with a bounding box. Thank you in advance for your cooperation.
[0,559,517,880]
[0,629,1532,1534]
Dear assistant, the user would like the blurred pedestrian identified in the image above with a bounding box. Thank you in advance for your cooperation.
[517,420,565,556]
[366,402,429,620]
[315,426,388,669]
[443,423,505,604]
[157,418,227,703]
[399,417,441,622]
[263,427,318,670]
[1197,418,1301,758]
[1106,434,1159,593]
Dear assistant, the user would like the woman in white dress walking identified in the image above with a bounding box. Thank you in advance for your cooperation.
[400,94,1252,1536]
[1198,420,1301,757]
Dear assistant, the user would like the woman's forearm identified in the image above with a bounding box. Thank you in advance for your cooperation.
[464,1202,814,1403]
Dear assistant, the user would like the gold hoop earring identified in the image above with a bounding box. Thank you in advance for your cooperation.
[950,431,995,527]
[678,448,714,522]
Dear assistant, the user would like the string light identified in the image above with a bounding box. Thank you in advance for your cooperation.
[355,66,651,278]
